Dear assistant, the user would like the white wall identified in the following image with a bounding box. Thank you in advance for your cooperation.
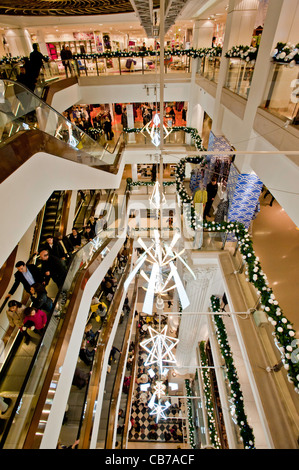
[0,151,124,268]
[78,80,191,107]
[50,83,82,114]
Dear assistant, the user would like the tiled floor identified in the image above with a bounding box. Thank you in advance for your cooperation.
[251,194,299,333]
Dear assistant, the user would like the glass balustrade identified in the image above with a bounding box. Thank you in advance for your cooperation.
[199,57,221,84]
[225,59,254,99]
[0,54,191,83]
[0,79,123,166]
[261,62,299,126]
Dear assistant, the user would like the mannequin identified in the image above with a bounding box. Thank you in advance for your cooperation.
[214,185,229,223]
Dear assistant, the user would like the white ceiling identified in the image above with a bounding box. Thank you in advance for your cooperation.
[0,0,227,36]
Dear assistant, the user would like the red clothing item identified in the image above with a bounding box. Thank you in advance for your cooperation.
[23,309,47,330]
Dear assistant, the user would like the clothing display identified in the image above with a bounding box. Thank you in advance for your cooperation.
[214,199,229,223]
[193,187,207,205]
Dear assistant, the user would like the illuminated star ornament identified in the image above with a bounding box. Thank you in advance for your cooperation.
[150,181,166,210]
[140,113,172,147]
[149,400,171,423]
[140,325,179,374]
[124,230,195,315]
[153,380,166,399]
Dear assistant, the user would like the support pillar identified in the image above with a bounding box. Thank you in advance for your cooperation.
[35,30,49,56]
[5,28,32,57]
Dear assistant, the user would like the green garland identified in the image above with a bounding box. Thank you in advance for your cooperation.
[201,220,299,392]
[123,128,299,390]
[271,42,299,64]
[210,295,255,449]
[225,45,259,62]
[199,342,222,448]
[72,47,222,61]
[185,379,196,449]
[128,181,175,189]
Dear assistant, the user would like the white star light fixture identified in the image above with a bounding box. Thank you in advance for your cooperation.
[124,230,195,315]
[150,181,166,210]
[140,113,172,147]
[149,400,171,423]
[140,325,179,374]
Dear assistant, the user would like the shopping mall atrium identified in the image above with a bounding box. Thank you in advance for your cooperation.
[0,0,298,451]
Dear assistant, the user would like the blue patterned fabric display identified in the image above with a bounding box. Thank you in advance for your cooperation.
[227,171,263,240]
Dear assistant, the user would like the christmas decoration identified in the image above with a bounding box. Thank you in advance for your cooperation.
[185,379,196,449]
[210,295,255,449]
[198,343,221,448]
[225,45,259,63]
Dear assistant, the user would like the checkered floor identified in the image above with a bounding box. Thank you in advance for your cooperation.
[129,364,183,443]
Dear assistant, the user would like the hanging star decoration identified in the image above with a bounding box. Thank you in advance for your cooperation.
[140,113,172,147]
[149,400,171,423]
[153,380,166,399]
[149,181,166,210]
[124,230,196,315]
[140,325,179,374]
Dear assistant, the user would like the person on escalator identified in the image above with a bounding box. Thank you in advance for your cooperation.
[5,260,44,300]
[6,300,26,329]
[43,235,65,259]
[83,225,95,242]
[68,227,82,250]
[38,248,67,289]
[79,339,95,366]
[29,282,53,313]
[21,306,47,344]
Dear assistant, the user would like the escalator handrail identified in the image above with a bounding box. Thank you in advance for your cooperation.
[0,196,116,448]
[2,78,124,157]
[78,239,134,449]
[105,274,139,449]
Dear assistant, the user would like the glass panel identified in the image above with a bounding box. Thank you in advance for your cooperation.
[0,79,122,166]
[225,59,254,98]
[261,62,299,126]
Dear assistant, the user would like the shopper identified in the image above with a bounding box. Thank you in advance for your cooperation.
[61,45,73,77]
[68,227,82,250]
[6,300,26,328]
[29,282,53,313]
[104,116,112,140]
[29,43,47,89]
[203,177,218,219]
[38,248,67,289]
[43,234,65,259]
[83,225,95,242]
[5,261,44,299]
[21,306,47,344]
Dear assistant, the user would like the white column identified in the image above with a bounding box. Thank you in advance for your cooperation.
[65,190,78,235]
[5,28,32,57]
[227,0,260,48]
[131,163,138,182]
[195,19,215,49]
[35,30,49,56]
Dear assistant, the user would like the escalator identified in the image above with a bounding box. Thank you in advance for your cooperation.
[39,190,63,245]
[0,188,126,449]
[0,79,125,180]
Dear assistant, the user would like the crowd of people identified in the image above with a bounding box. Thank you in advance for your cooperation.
[63,105,114,141]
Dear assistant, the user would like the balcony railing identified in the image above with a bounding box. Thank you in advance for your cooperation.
[224,58,254,99]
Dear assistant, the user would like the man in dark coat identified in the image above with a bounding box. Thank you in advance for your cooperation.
[204,177,218,219]
[43,235,65,259]
[29,43,47,89]
[5,261,44,298]
[38,248,67,289]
